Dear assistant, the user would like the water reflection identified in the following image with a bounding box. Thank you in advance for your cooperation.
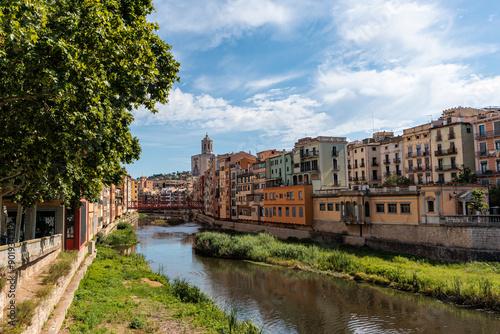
[135,222,500,334]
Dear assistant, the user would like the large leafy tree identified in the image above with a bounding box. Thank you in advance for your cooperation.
[0,0,179,207]
[451,165,478,184]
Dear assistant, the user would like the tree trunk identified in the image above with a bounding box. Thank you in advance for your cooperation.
[15,203,23,243]
[0,194,2,237]
[29,203,37,240]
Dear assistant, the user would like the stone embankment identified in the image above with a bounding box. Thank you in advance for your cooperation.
[194,212,500,262]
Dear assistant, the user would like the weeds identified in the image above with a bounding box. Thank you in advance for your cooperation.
[16,299,36,327]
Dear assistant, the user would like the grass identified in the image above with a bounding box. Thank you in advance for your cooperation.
[138,213,148,219]
[194,231,500,312]
[0,266,5,290]
[42,251,78,285]
[63,229,262,333]
[100,222,139,246]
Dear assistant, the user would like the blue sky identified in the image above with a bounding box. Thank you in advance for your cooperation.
[126,0,500,178]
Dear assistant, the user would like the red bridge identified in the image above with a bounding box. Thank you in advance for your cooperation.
[127,200,202,210]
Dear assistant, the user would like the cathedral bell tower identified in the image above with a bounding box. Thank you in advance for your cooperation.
[202,133,213,154]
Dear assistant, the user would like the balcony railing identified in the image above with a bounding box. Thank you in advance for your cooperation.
[360,163,365,167]
[406,152,413,158]
[476,151,489,157]
[448,133,455,139]
[475,130,500,139]
[393,158,401,163]
[434,148,457,156]
[348,165,352,169]
[371,161,379,166]
[301,151,318,158]
[331,150,339,157]
[384,159,390,165]
[435,164,458,171]
[406,167,414,173]
[476,170,500,176]
[435,135,442,141]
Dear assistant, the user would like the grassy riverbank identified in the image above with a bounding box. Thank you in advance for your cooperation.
[61,226,262,333]
[194,232,500,312]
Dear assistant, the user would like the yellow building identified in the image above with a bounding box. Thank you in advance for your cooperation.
[263,184,313,225]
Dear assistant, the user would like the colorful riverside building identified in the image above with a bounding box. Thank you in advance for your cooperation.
[472,107,500,185]
[1,174,133,250]
[263,184,314,225]
[348,131,396,188]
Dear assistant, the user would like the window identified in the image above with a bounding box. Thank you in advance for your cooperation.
[427,200,435,213]
[290,192,294,199]
[292,207,296,217]
[280,193,283,199]
[273,207,276,216]
[400,203,411,214]
[265,208,268,217]
[364,202,370,217]
[479,142,487,154]
[299,207,303,217]
[286,207,289,217]
[479,124,485,135]
[376,203,384,213]
[335,203,340,211]
[327,203,334,211]
[320,203,326,211]
[388,203,397,213]
[372,147,376,151]
[278,207,282,217]
[299,191,303,199]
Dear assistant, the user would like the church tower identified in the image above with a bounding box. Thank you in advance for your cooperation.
[202,133,213,154]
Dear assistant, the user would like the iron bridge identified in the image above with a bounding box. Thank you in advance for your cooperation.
[127,200,202,210]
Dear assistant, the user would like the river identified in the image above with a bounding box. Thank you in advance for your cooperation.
[135,221,500,334]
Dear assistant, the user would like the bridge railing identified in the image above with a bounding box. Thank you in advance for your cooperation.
[127,200,203,209]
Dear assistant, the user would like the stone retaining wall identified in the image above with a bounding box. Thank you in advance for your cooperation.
[196,212,500,262]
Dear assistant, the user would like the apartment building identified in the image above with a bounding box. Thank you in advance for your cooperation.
[472,107,500,185]
[348,132,394,187]
[266,150,293,187]
[263,184,313,225]
[402,123,434,183]
[430,122,474,183]
[379,135,403,183]
[292,136,348,192]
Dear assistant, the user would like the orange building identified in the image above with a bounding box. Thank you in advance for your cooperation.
[263,184,313,225]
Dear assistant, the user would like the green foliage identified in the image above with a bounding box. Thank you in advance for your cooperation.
[16,299,36,326]
[35,285,53,299]
[384,173,411,186]
[116,221,132,230]
[172,278,212,304]
[468,188,489,213]
[194,231,500,311]
[0,0,179,206]
[452,165,478,184]
[129,316,147,330]
[42,251,76,284]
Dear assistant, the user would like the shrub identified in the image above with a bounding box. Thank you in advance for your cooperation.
[172,278,211,304]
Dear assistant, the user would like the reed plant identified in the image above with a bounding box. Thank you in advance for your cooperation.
[194,231,500,311]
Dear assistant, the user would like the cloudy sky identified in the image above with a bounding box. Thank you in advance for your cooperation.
[126,0,500,178]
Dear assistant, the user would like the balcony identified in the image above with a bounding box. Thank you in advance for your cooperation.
[406,167,414,173]
[301,151,318,159]
[475,130,500,139]
[332,165,340,172]
[476,151,489,157]
[349,177,359,182]
[435,164,458,171]
[434,148,457,156]
[331,150,339,157]
[436,135,442,142]
[372,175,380,180]
[371,161,379,166]
[348,165,352,169]
[360,163,365,167]
[406,153,413,158]
[384,159,390,165]
[476,170,500,177]
[393,158,401,164]
[384,172,392,177]
[448,133,455,139]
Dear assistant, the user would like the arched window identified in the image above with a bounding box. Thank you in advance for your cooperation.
[346,201,352,216]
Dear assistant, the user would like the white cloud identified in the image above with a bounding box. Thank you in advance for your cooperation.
[312,0,500,131]
[133,88,332,143]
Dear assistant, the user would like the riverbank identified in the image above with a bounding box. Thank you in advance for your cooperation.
[194,231,500,312]
[60,223,262,333]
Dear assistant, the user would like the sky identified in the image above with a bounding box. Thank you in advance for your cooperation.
[126,0,500,178]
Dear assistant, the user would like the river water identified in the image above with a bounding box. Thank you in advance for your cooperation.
[135,221,500,334]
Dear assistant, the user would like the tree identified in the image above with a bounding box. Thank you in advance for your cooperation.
[384,173,411,187]
[0,0,179,208]
[468,189,489,214]
[452,165,478,184]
